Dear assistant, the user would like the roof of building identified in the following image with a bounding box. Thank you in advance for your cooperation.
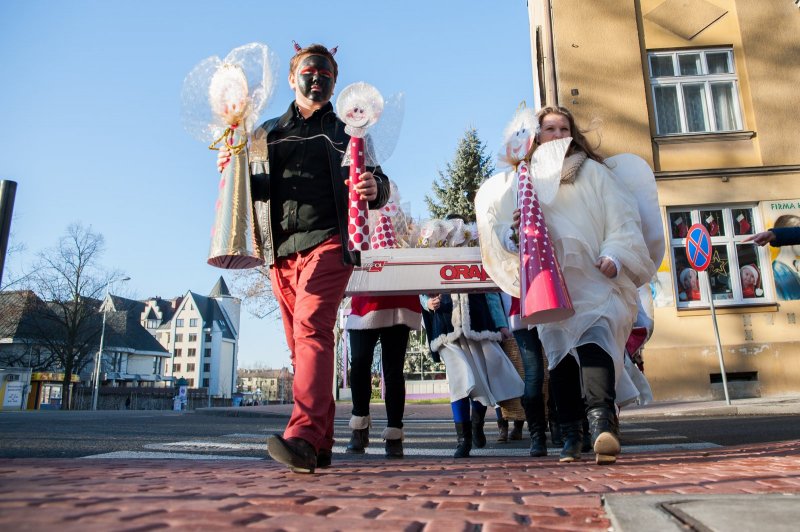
[189,292,235,340]
[103,311,170,356]
[208,276,231,298]
[108,295,145,314]
[0,290,60,340]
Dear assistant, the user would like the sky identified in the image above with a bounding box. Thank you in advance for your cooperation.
[0,0,535,369]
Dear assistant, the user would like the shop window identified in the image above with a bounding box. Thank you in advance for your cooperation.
[649,48,743,135]
[669,205,771,307]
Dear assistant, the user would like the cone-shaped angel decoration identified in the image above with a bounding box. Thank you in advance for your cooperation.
[337,82,384,252]
[181,42,277,268]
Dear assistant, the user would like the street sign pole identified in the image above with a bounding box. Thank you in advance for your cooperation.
[686,223,731,405]
[701,270,731,405]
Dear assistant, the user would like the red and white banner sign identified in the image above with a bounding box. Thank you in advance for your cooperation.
[345,247,499,296]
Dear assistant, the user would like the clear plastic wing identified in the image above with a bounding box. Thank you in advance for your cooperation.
[180,42,278,143]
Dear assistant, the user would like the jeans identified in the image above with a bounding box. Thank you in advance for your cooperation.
[513,328,546,429]
[349,325,410,429]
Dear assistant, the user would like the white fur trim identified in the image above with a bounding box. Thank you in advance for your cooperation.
[349,415,371,430]
[429,293,502,350]
[458,293,502,343]
[382,427,404,441]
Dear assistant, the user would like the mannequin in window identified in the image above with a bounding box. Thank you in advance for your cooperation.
[678,268,701,301]
[739,264,761,298]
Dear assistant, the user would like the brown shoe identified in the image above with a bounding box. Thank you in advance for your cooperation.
[267,435,317,474]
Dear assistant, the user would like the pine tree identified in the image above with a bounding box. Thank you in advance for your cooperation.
[425,127,495,222]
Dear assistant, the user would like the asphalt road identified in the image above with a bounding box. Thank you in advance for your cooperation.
[1,410,799,460]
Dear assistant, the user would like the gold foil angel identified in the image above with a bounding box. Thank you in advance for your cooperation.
[181,42,277,269]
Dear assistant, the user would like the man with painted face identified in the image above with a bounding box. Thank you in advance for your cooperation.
[220,43,390,473]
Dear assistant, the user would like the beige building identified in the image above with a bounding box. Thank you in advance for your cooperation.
[238,368,293,403]
[527,0,800,399]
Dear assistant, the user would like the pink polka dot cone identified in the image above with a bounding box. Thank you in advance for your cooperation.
[371,214,398,249]
[517,160,573,323]
[347,137,369,251]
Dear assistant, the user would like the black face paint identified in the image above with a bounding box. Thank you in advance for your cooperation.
[296,55,335,103]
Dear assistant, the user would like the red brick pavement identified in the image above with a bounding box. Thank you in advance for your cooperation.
[1,440,799,531]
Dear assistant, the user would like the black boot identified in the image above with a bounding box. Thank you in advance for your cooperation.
[509,420,524,440]
[346,428,369,454]
[496,419,509,443]
[528,418,548,458]
[529,430,547,457]
[549,420,564,447]
[558,420,583,462]
[472,408,487,449]
[454,421,472,458]
[587,407,620,465]
[524,397,547,457]
[581,416,592,453]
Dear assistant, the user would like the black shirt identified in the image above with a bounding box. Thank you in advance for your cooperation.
[270,103,340,257]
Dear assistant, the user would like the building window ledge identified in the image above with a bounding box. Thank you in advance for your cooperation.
[654,131,756,145]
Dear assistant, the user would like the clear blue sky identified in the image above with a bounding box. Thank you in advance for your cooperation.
[0,0,534,368]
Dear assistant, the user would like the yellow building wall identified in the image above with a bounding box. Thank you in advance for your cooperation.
[733,0,800,166]
[531,0,800,400]
[547,0,655,165]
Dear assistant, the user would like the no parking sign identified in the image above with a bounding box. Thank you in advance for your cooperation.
[684,222,731,404]
[685,223,712,271]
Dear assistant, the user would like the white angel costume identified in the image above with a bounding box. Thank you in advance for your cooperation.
[476,152,657,401]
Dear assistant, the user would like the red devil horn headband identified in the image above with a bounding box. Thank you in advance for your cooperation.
[291,41,338,56]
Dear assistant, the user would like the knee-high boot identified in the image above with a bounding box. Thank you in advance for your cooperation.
[524,399,547,457]
[558,420,583,462]
[454,421,473,458]
[471,400,487,448]
[587,407,620,465]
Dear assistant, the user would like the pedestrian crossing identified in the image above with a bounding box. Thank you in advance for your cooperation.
[80,418,721,460]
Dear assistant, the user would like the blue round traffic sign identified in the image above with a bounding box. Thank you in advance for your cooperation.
[685,223,712,272]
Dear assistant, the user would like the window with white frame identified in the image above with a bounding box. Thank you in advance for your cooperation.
[668,205,771,307]
[649,48,743,135]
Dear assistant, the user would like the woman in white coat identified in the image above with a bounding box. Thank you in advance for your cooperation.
[514,106,656,464]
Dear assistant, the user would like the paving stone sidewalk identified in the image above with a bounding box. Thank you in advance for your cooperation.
[1,439,799,531]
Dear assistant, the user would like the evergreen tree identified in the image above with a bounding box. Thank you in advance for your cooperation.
[425,127,495,222]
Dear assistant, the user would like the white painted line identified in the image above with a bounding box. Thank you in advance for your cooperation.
[81,451,262,460]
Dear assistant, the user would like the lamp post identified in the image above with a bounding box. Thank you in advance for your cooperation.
[91,276,130,410]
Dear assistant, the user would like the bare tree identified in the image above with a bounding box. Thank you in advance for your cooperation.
[21,223,112,410]
[228,266,280,319]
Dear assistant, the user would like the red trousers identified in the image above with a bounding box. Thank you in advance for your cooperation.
[270,236,353,452]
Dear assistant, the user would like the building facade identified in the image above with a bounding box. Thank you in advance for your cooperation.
[527,0,800,399]
[150,277,240,399]
[238,368,293,403]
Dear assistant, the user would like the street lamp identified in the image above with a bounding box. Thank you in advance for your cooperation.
[91,276,130,410]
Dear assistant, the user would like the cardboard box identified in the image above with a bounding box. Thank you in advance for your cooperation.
[345,247,499,295]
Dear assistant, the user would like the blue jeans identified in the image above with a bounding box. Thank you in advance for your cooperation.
[513,328,546,431]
